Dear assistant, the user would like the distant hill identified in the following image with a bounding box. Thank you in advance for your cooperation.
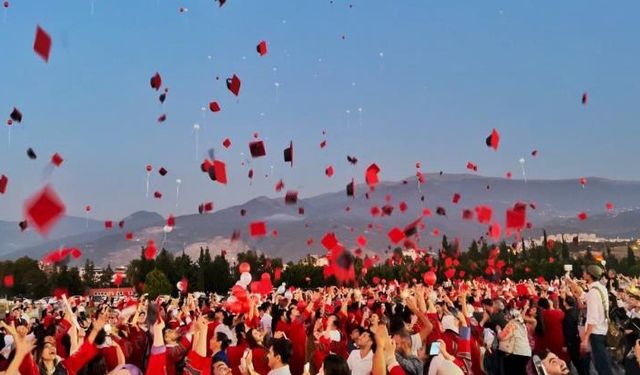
[2,174,640,266]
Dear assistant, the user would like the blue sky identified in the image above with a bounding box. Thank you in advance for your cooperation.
[1,0,639,221]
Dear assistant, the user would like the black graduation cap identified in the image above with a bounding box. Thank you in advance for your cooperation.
[249,140,266,158]
[18,220,28,231]
[26,148,37,160]
[436,207,446,216]
[198,204,204,214]
[283,141,293,166]
[158,167,168,176]
[285,190,298,204]
[159,92,167,103]
[346,179,355,197]
[336,249,354,270]
[240,209,247,216]
[347,155,358,165]
[485,128,500,150]
[381,205,394,216]
[420,195,425,202]
[10,107,22,123]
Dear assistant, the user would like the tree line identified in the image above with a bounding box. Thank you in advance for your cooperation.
[0,231,638,299]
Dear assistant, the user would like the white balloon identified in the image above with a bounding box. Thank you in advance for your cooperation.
[519,158,526,164]
[239,272,252,286]
[163,225,173,233]
[176,179,182,184]
[193,123,200,130]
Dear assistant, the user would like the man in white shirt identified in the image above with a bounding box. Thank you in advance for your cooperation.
[347,328,375,375]
[260,302,273,335]
[580,265,612,375]
[266,338,293,375]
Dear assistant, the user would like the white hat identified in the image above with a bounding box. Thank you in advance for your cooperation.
[441,314,459,335]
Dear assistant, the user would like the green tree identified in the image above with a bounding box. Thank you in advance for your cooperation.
[627,245,637,267]
[99,264,115,287]
[155,249,176,284]
[144,269,173,299]
[196,247,212,292]
[82,259,98,288]
[68,267,85,295]
[210,254,233,294]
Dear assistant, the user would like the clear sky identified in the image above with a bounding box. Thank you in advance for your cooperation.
[1,0,639,221]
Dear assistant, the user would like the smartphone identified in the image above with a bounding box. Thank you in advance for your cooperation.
[429,342,440,356]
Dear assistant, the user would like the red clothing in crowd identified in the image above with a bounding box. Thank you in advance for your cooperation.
[542,309,569,361]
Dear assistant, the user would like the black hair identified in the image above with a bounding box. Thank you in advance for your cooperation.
[270,338,292,365]
[537,298,550,310]
[246,328,263,349]
[215,332,231,351]
[322,354,350,375]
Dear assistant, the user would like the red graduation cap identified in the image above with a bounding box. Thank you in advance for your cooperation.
[283,141,293,166]
[0,174,8,194]
[365,163,380,187]
[285,190,298,204]
[506,171,512,179]
[10,107,22,123]
[144,240,157,260]
[23,185,66,235]
[158,167,168,176]
[370,206,380,217]
[298,207,304,215]
[150,72,162,90]
[462,209,473,220]
[452,193,461,204]
[51,153,64,167]
[579,177,587,186]
[485,128,500,150]
[167,215,175,227]
[249,140,266,158]
[157,114,167,123]
[466,162,478,172]
[125,232,133,240]
[275,179,285,192]
[249,221,267,237]
[209,101,221,112]
[606,202,614,211]
[422,208,432,217]
[577,212,588,221]
[320,140,327,148]
[387,227,405,244]
[226,74,241,96]
[325,165,334,177]
[321,232,338,250]
[3,275,14,288]
[475,205,492,224]
[505,202,527,229]
[222,138,231,148]
[154,191,162,199]
[33,25,52,62]
[357,234,367,247]
[104,220,113,229]
[206,160,227,184]
[399,201,408,213]
[257,40,268,56]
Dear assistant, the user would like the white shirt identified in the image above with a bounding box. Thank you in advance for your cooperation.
[261,313,273,333]
[585,281,609,335]
[268,365,291,375]
[347,349,373,375]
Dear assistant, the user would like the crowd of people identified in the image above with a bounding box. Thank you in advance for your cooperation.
[0,264,639,375]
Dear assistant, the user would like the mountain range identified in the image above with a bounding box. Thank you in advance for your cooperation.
[2,174,640,267]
